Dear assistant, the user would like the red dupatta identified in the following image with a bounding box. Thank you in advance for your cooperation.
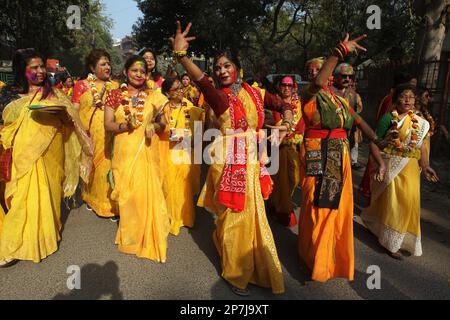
[217,83,273,212]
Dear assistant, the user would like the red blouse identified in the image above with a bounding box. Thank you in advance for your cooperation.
[195,76,292,117]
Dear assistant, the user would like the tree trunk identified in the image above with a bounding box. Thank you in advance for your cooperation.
[415,0,448,88]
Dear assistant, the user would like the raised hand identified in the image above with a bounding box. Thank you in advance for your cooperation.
[341,33,367,55]
[169,21,196,52]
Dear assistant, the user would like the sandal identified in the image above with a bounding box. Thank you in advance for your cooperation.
[0,258,18,268]
[231,286,250,297]
[389,251,404,260]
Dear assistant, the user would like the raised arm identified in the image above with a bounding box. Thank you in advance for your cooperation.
[307,34,367,98]
[170,21,228,117]
[170,21,203,82]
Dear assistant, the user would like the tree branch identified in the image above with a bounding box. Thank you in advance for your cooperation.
[270,0,286,40]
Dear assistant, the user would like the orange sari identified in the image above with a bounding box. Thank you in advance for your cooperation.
[298,87,360,282]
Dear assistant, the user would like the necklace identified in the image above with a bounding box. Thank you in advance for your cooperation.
[87,73,111,109]
[120,83,146,128]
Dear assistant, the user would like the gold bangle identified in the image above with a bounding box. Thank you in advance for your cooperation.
[173,50,188,60]
[333,47,344,61]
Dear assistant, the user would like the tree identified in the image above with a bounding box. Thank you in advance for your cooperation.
[133,0,271,57]
[133,0,419,77]
[0,0,121,76]
[56,0,123,76]
[0,0,80,57]
[414,0,449,86]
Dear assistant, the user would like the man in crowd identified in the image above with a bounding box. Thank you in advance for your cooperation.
[330,63,364,169]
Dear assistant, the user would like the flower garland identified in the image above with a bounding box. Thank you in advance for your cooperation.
[390,109,420,153]
[282,99,303,146]
[120,83,146,128]
[64,87,73,98]
[87,73,111,109]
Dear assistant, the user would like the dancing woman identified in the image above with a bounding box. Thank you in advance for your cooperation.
[170,22,294,295]
[298,35,386,282]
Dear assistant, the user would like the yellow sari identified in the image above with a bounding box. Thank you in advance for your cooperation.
[111,90,170,262]
[361,114,429,256]
[0,90,91,262]
[198,88,284,294]
[183,85,199,104]
[79,81,118,217]
[268,99,303,217]
[161,98,204,236]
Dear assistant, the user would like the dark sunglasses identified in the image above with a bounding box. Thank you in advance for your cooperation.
[340,74,354,79]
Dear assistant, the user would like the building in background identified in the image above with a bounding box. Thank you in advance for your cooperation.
[114,36,139,62]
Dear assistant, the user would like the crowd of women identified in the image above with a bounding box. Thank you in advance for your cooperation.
[0,21,439,297]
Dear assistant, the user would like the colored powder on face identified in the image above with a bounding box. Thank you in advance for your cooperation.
[133,61,146,69]
[231,68,237,83]
[281,76,294,85]
[26,69,38,82]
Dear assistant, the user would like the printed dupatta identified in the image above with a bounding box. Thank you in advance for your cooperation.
[217,83,273,212]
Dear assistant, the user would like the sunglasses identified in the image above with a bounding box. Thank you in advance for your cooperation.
[281,83,294,87]
[340,74,354,79]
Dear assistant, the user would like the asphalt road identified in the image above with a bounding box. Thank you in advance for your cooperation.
[0,143,449,300]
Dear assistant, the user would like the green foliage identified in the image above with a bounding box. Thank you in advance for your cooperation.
[133,0,271,56]
[133,0,419,77]
[0,0,121,76]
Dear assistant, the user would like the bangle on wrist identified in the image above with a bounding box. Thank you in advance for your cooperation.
[173,50,188,60]
[333,46,345,61]
[340,42,350,55]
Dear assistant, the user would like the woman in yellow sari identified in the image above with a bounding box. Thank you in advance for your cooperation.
[72,49,119,219]
[361,84,438,259]
[181,73,200,105]
[267,75,304,227]
[0,49,92,267]
[160,77,204,236]
[298,35,386,282]
[104,55,170,262]
[140,48,164,91]
[171,22,293,296]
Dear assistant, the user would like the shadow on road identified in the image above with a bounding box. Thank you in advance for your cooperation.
[349,270,411,300]
[53,261,123,300]
[189,202,222,275]
[189,162,222,275]
[353,220,387,255]
[269,214,310,286]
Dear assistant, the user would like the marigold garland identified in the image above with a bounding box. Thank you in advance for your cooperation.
[390,109,420,153]
[87,73,112,109]
[120,83,146,128]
